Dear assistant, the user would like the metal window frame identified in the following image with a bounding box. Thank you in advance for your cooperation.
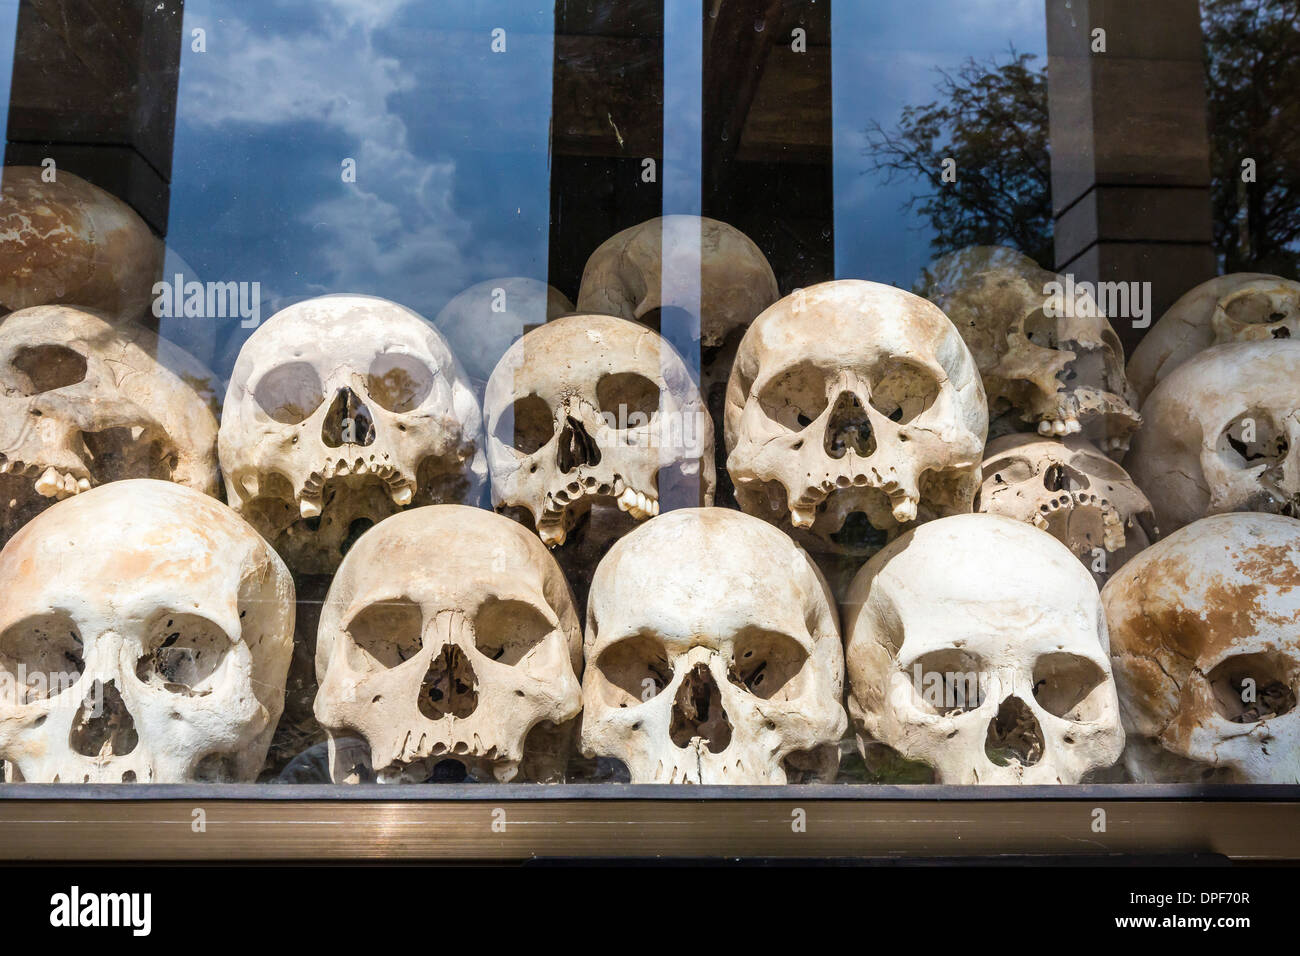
[0,784,1296,861]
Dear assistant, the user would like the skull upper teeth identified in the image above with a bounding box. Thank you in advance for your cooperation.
[22,462,93,500]
[1038,418,1082,437]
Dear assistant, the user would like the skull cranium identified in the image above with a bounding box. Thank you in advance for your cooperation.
[1105,512,1300,783]
[580,508,847,784]
[219,294,487,573]
[0,479,294,783]
[0,305,220,549]
[725,280,987,558]
[843,513,1124,784]
[314,504,583,783]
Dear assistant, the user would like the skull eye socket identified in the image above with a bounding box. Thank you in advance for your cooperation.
[1207,652,1297,723]
[0,613,84,702]
[1216,412,1288,469]
[757,362,829,430]
[1223,290,1297,327]
[868,361,940,425]
[254,362,325,424]
[12,344,87,394]
[135,613,232,696]
[1032,652,1108,721]
[473,598,554,666]
[908,649,987,715]
[727,628,808,701]
[1023,310,1060,350]
[344,599,423,670]
[593,632,673,708]
[368,353,434,413]
[596,372,660,424]
[495,394,554,456]
[983,456,1035,485]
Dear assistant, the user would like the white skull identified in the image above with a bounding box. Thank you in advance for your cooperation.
[219,294,487,574]
[433,277,573,387]
[725,280,987,558]
[0,305,220,548]
[0,167,163,319]
[1127,340,1300,536]
[484,313,714,549]
[576,215,778,349]
[976,433,1157,589]
[0,479,293,783]
[314,505,583,783]
[843,513,1124,784]
[1127,274,1300,402]
[1105,512,1300,783]
[919,246,1140,453]
[580,508,846,784]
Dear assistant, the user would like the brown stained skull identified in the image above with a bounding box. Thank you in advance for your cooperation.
[580,509,846,784]
[976,434,1157,588]
[219,294,487,574]
[314,505,583,783]
[0,305,220,549]
[725,280,987,558]
[919,246,1140,453]
[484,313,714,550]
[1104,512,1300,783]
[1127,340,1300,536]
[0,480,294,783]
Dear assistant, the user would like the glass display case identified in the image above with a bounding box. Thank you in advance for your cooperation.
[0,0,1297,873]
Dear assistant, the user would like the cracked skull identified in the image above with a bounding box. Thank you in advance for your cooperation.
[219,294,487,574]
[919,246,1140,453]
[976,433,1157,588]
[576,215,779,350]
[0,480,294,783]
[1104,512,1300,783]
[580,508,846,784]
[484,313,714,549]
[725,279,987,558]
[1128,274,1300,402]
[0,304,219,549]
[844,513,1124,784]
[314,505,582,783]
[1127,340,1300,536]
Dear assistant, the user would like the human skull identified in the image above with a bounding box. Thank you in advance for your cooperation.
[0,305,219,549]
[725,280,987,558]
[1127,274,1300,402]
[919,246,1140,453]
[219,294,487,574]
[581,508,846,784]
[0,480,293,783]
[1105,512,1300,783]
[484,313,714,549]
[433,277,573,387]
[314,505,582,783]
[843,513,1124,784]
[577,215,778,350]
[976,434,1157,588]
[1126,340,1300,536]
[0,167,163,319]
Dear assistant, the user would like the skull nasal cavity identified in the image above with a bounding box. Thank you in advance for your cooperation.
[419,645,479,720]
[557,415,601,472]
[322,387,376,448]
[669,663,732,753]
[984,696,1044,768]
[824,392,876,459]
[69,680,138,758]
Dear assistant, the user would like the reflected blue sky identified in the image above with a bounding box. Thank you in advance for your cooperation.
[0,0,1046,372]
